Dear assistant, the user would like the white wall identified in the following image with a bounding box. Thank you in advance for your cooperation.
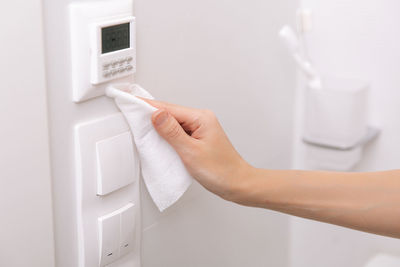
[43,0,297,266]
[291,1,400,266]
[135,0,298,264]
[0,0,55,266]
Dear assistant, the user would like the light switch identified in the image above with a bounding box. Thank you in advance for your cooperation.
[96,131,138,196]
[98,211,120,266]
[75,113,141,266]
[119,203,135,257]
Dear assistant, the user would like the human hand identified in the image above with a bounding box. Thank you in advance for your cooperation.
[142,99,254,203]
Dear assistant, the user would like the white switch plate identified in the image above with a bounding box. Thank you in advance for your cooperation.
[98,203,136,266]
[69,0,136,103]
[98,211,120,266]
[75,113,141,267]
[96,131,139,196]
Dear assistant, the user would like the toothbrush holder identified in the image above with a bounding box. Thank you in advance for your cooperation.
[303,76,369,149]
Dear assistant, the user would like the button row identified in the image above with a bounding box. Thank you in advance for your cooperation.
[103,65,134,78]
[103,57,133,70]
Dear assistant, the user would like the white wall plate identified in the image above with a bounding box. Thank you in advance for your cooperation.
[75,113,141,267]
[96,131,138,196]
[69,0,136,103]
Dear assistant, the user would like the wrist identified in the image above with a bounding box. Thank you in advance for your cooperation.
[228,162,260,206]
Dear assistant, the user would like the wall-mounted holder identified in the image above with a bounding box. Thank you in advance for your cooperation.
[303,126,380,171]
[304,76,369,149]
[302,76,379,171]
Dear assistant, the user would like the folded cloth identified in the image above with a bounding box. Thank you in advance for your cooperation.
[106,83,193,212]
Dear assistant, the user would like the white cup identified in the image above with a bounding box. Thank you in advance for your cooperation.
[303,76,369,149]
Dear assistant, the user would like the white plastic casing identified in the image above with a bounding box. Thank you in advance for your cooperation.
[69,0,136,102]
[91,17,136,85]
[96,131,138,196]
[98,203,136,267]
[75,113,141,267]
[98,210,120,266]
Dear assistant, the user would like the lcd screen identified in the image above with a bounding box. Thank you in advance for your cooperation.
[101,23,130,54]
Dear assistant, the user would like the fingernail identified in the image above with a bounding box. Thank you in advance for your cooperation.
[154,110,169,126]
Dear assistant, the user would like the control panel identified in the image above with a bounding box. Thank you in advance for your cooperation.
[91,17,136,85]
[69,0,136,103]
[70,1,141,266]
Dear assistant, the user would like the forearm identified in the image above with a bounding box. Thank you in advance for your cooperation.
[145,100,400,238]
[237,168,400,238]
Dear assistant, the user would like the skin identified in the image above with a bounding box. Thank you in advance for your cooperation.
[143,98,400,239]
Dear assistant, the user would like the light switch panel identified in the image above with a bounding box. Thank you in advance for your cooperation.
[98,203,136,266]
[96,131,139,196]
[98,211,120,266]
[75,113,141,266]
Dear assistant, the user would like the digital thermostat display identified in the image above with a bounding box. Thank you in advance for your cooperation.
[101,23,130,54]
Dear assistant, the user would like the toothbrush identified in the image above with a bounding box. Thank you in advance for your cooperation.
[279,25,321,89]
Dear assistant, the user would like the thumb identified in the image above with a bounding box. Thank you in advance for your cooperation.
[152,109,192,151]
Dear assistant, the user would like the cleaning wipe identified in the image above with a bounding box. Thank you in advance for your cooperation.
[106,83,193,212]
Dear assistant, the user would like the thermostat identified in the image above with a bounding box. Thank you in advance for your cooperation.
[91,17,136,85]
[69,0,136,103]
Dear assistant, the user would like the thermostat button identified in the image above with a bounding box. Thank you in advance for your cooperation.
[111,61,119,67]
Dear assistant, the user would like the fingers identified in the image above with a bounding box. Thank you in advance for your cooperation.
[152,109,195,153]
[140,97,199,125]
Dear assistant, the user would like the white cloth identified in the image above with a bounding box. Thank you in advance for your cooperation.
[108,84,193,212]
